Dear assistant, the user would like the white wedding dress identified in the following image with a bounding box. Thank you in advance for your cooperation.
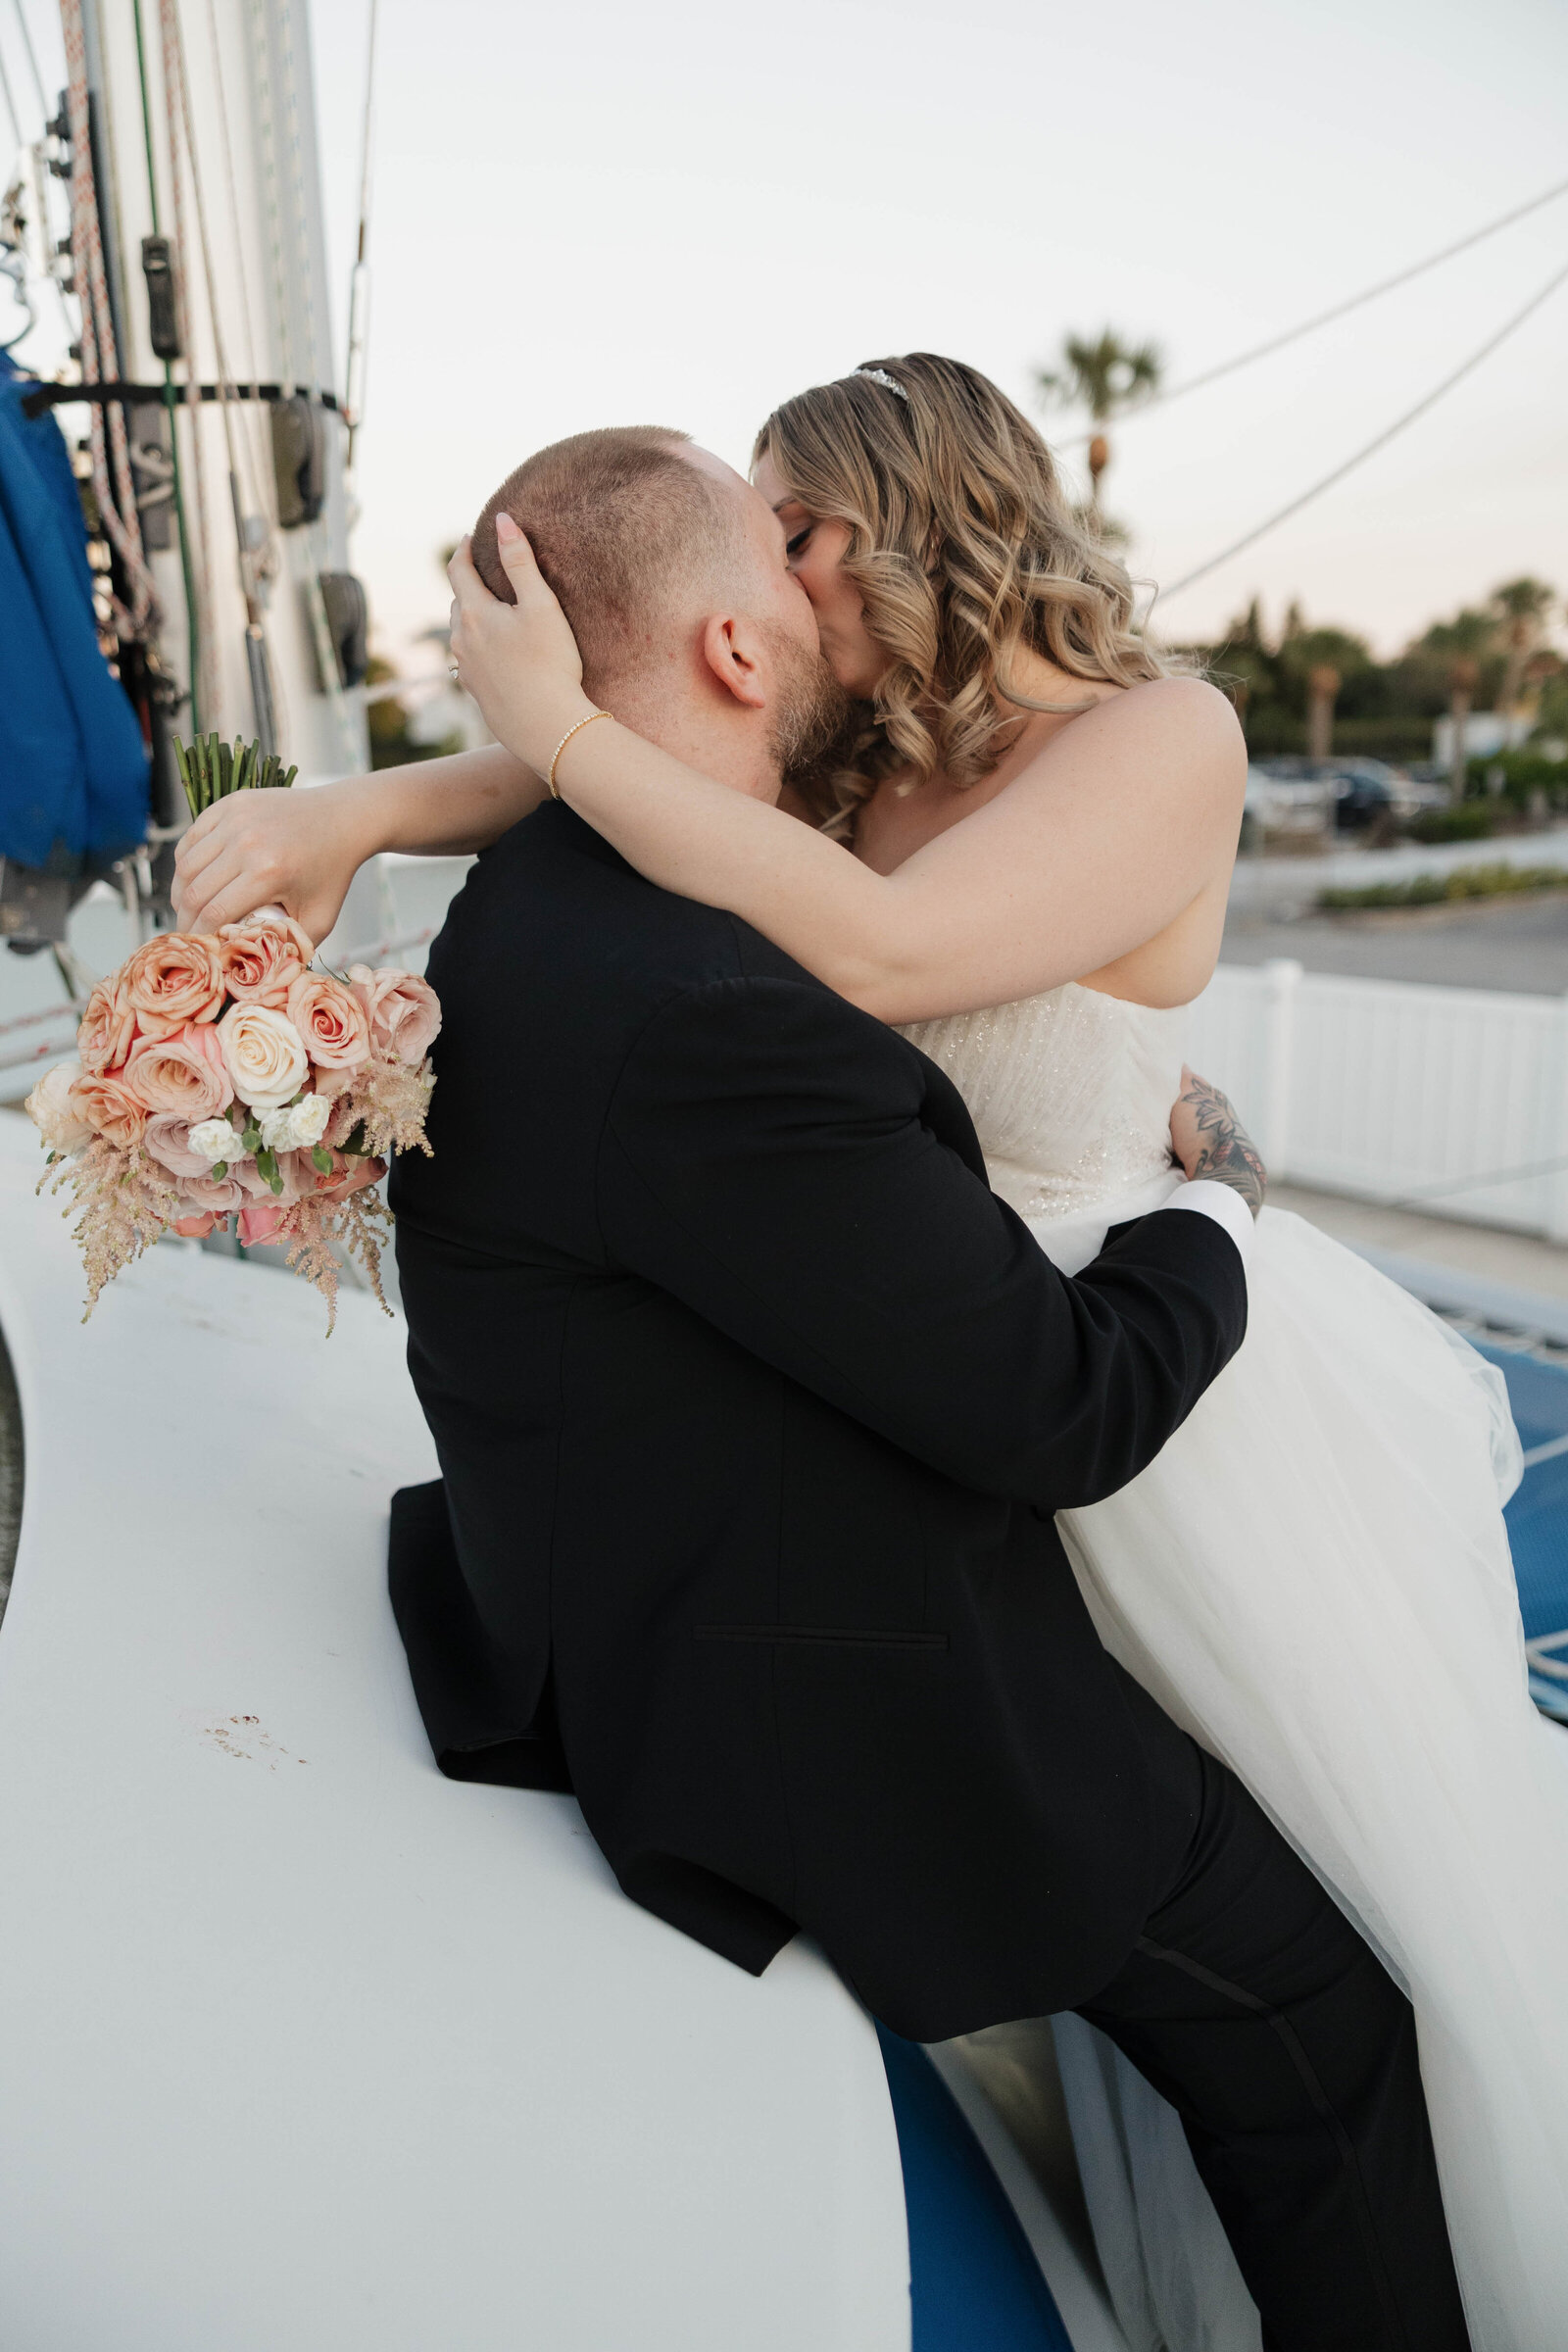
[901,980,1568,2352]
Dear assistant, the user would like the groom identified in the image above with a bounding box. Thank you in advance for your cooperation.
[388,428,1468,2349]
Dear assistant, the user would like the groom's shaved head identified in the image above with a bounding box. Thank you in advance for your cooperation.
[473,427,744,699]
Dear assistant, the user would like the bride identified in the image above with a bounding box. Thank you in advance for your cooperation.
[176,354,1568,2350]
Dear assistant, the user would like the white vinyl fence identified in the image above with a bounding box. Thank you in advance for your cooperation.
[1188,959,1568,1240]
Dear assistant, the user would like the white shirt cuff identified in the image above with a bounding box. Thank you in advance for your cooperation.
[1161,1177,1254,1268]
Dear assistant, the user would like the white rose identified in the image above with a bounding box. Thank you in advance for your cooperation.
[218,1004,310,1111]
[187,1116,243,1165]
[25,1060,94,1152]
[287,1091,331,1149]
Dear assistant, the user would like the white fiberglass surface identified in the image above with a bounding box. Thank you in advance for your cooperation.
[0,1116,907,2352]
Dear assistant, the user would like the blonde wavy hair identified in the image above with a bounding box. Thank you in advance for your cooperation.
[753,352,1178,836]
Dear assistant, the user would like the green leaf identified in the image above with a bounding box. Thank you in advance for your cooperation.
[311,1145,332,1174]
[241,1125,261,1153]
[341,1118,368,1156]
[213,1160,227,1180]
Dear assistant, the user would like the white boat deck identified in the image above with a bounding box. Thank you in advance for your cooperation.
[0,1115,907,2350]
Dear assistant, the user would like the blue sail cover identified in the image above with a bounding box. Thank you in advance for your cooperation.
[0,353,149,868]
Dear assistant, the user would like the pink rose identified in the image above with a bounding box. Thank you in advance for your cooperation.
[70,1073,147,1149]
[77,973,137,1075]
[120,932,225,1039]
[172,1210,220,1240]
[286,970,369,1080]
[347,964,441,1066]
[124,1022,234,1121]
[143,1113,215,1179]
[232,1154,296,1200]
[237,1200,289,1247]
[217,921,309,1007]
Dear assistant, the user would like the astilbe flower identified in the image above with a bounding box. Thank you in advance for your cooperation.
[326,1057,436,1160]
[279,1189,394,1335]
[39,1138,184,1322]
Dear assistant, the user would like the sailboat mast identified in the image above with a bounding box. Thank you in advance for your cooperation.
[74,0,368,784]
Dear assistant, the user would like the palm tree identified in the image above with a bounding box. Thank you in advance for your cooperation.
[1491,577,1557,719]
[1036,330,1162,522]
[1306,666,1342,763]
[1424,611,1498,793]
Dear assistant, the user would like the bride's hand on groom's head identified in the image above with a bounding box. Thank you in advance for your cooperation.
[447,525,596,778]
[1169,1067,1266,1219]
[172,778,374,946]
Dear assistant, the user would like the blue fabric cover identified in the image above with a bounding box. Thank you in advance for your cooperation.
[877,2024,1076,2350]
[0,352,148,867]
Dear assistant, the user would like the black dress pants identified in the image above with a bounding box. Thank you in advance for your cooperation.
[1078,1676,1470,2352]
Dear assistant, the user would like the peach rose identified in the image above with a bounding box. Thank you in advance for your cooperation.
[25,1060,95,1152]
[123,1023,233,1122]
[76,973,137,1075]
[276,1146,385,1202]
[218,1004,310,1110]
[177,1171,245,1215]
[143,1113,217,1179]
[71,1072,148,1150]
[347,964,442,1067]
[217,920,309,1007]
[286,970,369,1081]
[232,1152,298,1202]
[172,1210,220,1240]
[120,932,225,1039]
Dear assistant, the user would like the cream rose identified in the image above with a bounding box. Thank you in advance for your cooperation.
[347,964,442,1066]
[286,971,369,1080]
[187,1115,246,1165]
[70,1072,148,1150]
[217,920,309,1007]
[25,1060,95,1152]
[218,1004,310,1110]
[123,1022,234,1121]
[76,974,137,1075]
[120,932,225,1039]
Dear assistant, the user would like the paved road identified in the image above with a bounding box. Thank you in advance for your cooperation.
[1222,889,1568,995]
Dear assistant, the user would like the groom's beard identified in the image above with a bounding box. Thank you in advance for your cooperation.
[764,626,859,795]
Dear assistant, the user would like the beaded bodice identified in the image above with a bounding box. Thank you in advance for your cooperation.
[899,980,1188,1225]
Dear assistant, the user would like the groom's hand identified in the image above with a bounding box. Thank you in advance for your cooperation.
[1170,1067,1266,1218]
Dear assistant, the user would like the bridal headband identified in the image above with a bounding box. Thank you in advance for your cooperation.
[854,368,908,400]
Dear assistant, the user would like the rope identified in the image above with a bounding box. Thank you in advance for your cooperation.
[58,0,160,637]
[1157,253,1568,604]
[129,0,203,731]
[144,0,220,731]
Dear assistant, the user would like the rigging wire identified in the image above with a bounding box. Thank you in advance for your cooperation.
[1155,252,1568,606]
[0,36,21,151]
[7,0,47,119]
[1056,174,1568,450]
[343,0,377,470]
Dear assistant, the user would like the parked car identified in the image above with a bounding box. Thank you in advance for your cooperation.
[1252,757,1425,832]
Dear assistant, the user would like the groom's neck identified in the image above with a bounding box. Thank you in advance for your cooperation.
[605,679,783,808]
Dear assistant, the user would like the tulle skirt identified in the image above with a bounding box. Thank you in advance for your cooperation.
[1039,1200,1568,2352]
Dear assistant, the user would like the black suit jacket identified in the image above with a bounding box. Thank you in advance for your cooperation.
[388,805,1247,2040]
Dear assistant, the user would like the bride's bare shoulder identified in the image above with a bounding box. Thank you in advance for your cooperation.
[1085,673,1246,756]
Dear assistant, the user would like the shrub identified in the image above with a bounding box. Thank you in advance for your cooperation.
[1407,802,1496,843]
[1319,862,1568,911]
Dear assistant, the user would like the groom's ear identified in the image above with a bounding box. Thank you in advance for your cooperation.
[699,612,770,712]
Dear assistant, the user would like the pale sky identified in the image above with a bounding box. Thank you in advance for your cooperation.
[10,0,1568,669]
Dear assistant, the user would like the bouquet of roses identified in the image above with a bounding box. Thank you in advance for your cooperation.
[24,738,439,1328]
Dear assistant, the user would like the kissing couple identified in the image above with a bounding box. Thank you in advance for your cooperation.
[177,355,1568,2349]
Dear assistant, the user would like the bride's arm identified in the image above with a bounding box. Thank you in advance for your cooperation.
[454,524,1248,1026]
[172,743,545,941]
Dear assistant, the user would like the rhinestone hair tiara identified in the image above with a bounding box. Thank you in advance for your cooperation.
[853,368,908,400]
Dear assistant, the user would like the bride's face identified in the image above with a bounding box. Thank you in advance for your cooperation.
[753,449,888,700]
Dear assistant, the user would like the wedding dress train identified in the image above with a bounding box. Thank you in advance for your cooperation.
[902,981,1568,2352]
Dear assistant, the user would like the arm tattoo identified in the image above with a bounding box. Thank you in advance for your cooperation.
[1181,1077,1266,1219]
